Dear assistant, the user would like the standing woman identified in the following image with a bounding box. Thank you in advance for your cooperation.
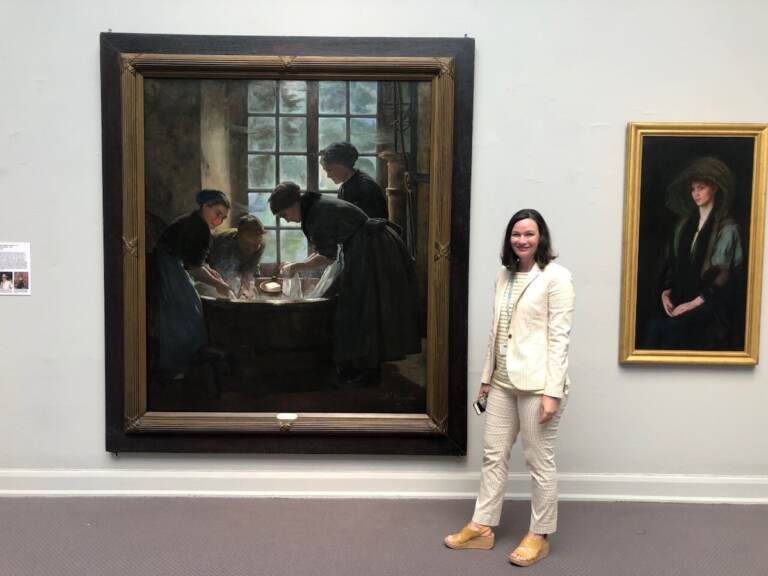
[268,181,419,383]
[149,189,233,377]
[445,209,575,568]
[320,142,388,219]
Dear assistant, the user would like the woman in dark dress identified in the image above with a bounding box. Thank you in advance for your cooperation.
[644,157,745,350]
[320,141,388,219]
[149,189,232,377]
[269,181,420,382]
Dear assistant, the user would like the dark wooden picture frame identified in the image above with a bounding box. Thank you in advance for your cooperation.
[101,33,475,454]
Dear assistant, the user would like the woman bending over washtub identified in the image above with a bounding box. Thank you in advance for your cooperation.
[268,181,420,385]
[148,189,233,378]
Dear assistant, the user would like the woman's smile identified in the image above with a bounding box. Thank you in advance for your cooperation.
[509,218,541,271]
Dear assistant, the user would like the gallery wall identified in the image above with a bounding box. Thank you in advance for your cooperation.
[1,0,767,500]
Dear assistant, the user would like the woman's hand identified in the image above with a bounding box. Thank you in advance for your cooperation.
[538,395,560,424]
[210,269,224,282]
[192,264,233,298]
[281,262,302,277]
[203,264,224,282]
[280,261,308,278]
[283,253,333,277]
[661,289,675,317]
[671,296,705,317]
[237,286,254,300]
[216,286,235,299]
[237,273,255,299]
[477,383,491,402]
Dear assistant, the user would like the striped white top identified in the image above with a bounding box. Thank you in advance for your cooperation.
[491,272,533,391]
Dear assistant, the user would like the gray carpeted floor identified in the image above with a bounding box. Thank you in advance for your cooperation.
[0,498,765,576]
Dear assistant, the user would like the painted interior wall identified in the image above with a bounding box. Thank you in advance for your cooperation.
[1,0,767,500]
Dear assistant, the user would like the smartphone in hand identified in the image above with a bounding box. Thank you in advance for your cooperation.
[472,394,488,415]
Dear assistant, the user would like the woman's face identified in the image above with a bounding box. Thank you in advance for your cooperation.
[238,233,265,258]
[510,218,540,262]
[277,202,302,223]
[691,180,716,209]
[201,203,229,230]
[321,160,353,185]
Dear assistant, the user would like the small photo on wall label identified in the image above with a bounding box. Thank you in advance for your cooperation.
[0,242,31,296]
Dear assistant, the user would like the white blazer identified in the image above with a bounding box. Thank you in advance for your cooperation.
[480,262,575,398]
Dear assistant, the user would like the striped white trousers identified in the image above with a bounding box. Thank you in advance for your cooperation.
[472,384,567,533]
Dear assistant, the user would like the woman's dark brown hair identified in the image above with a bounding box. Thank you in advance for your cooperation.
[195,189,231,209]
[237,214,265,238]
[501,208,556,270]
[319,141,359,169]
[268,181,302,214]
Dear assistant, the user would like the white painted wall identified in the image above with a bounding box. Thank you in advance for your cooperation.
[1,0,767,501]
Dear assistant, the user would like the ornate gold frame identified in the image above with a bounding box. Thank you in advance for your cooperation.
[101,34,474,453]
[620,122,767,365]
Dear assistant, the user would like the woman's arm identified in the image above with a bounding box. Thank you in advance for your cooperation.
[670,295,705,317]
[189,264,234,297]
[659,221,682,316]
[477,271,506,402]
[661,289,676,317]
[671,223,743,317]
[480,269,506,386]
[543,267,575,400]
[281,253,333,277]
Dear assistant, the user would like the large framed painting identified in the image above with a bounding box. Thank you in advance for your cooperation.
[620,123,767,365]
[101,33,474,453]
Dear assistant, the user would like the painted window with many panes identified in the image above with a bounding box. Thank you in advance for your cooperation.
[247,80,379,267]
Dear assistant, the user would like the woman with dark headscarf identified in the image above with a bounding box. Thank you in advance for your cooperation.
[269,181,420,383]
[320,141,388,219]
[149,189,232,377]
[644,157,745,350]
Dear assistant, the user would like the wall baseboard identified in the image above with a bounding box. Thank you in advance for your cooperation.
[1,470,767,503]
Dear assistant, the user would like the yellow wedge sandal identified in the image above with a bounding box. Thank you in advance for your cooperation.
[443,524,495,550]
[508,534,550,566]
